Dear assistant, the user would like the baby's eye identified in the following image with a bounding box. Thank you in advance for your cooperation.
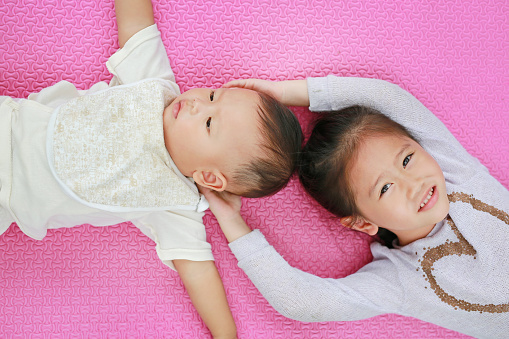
[381,183,392,196]
[206,117,212,129]
[403,153,413,168]
[209,91,215,101]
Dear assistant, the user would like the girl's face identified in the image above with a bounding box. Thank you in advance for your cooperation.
[348,134,449,245]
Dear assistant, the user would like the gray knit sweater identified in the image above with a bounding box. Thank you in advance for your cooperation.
[229,76,509,338]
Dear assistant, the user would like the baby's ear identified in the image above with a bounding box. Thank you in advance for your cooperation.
[193,170,227,192]
[340,216,379,236]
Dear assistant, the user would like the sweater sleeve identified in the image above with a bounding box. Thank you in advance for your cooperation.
[307,76,486,186]
[229,230,403,322]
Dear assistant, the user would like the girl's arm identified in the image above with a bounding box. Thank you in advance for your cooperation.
[114,0,155,48]
[226,76,485,183]
[306,76,485,181]
[173,259,237,339]
[199,188,251,243]
[200,188,396,322]
[223,79,309,107]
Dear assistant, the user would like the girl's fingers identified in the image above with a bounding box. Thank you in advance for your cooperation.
[197,185,209,195]
[222,79,249,88]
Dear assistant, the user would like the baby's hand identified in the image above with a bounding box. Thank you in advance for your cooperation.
[200,187,252,242]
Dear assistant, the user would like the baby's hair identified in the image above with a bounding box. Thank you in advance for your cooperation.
[232,92,303,198]
[299,105,417,246]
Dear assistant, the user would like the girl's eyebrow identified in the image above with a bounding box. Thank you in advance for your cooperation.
[370,175,381,197]
[370,171,387,198]
[369,143,412,197]
[393,143,412,167]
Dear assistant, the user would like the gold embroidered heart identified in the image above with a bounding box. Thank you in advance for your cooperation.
[420,192,508,313]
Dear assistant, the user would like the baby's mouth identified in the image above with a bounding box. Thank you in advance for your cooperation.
[419,186,435,211]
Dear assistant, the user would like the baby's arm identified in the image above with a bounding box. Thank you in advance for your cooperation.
[114,0,155,48]
[173,259,237,339]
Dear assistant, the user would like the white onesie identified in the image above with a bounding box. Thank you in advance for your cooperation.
[0,25,213,270]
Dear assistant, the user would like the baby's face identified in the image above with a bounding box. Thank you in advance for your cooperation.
[163,87,263,185]
[348,134,450,244]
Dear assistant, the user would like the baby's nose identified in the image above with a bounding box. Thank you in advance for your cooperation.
[191,99,211,115]
[189,99,201,115]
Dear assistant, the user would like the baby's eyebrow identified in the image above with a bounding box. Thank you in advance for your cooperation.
[213,87,227,101]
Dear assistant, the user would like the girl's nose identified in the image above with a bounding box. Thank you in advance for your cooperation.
[402,175,422,200]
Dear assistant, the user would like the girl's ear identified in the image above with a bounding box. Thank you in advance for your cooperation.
[193,170,228,192]
[340,216,379,236]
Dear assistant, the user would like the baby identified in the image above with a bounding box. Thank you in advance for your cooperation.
[0,0,302,338]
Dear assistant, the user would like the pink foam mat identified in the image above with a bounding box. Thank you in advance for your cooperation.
[0,0,507,337]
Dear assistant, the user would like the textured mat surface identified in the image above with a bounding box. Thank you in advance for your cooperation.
[1,0,507,338]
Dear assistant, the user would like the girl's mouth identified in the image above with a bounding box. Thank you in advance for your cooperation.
[418,186,438,212]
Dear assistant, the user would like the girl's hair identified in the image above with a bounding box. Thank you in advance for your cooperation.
[299,105,417,247]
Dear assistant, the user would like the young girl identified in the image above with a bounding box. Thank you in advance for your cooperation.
[202,76,509,338]
[0,0,302,337]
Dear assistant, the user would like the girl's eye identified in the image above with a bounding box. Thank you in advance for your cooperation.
[403,153,413,168]
[209,91,215,101]
[381,183,391,196]
[206,117,212,129]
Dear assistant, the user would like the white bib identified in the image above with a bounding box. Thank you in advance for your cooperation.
[47,79,205,212]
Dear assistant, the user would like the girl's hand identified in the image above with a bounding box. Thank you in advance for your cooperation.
[201,187,241,222]
[200,187,252,243]
[223,78,309,107]
[223,79,285,103]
